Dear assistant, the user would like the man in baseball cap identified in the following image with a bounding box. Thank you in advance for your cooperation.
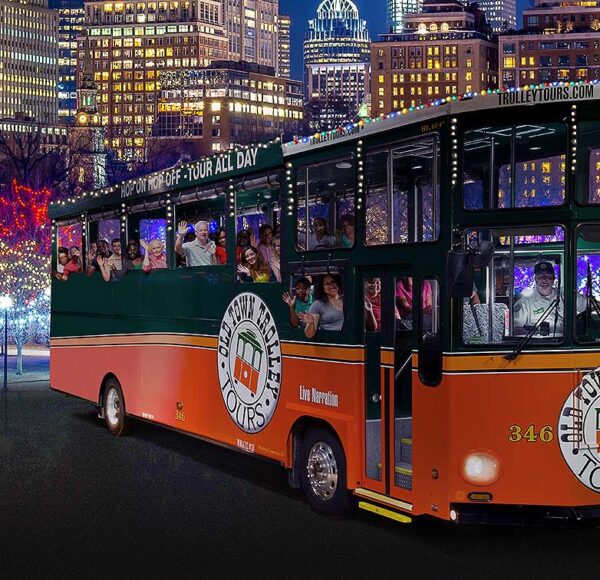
[514,260,560,336]
[514,260,585,336]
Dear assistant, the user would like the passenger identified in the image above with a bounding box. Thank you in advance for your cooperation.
[87,241,97,267]
[395,277,432,320]
[236,229,251,263]
[257,223,274,265]
[213,227,227,265]
[269,234,282,282]
[282,276,314,328]
[514,261,586,336]
[175,220,217,266]
[308,217,336,250]
[363,277,400,332]
[106,238,123,273]
[54,247,69,280]
[87,240,111,277]
[237,245,273,283]
[63,246,82,278]
[141,238,168,272]
[125,241,143,270]
[339,214,355,248]
[299,274,344,337]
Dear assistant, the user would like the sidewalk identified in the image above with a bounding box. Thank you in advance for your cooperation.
[4,345,50,357]
[1,354,49,385]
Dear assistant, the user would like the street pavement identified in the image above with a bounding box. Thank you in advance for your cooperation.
[0,372,599,578]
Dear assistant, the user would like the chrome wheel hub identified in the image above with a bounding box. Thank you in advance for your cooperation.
[106,388,121,427]
[306,442,338,501]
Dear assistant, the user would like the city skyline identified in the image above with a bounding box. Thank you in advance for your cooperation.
[282,0,529,78]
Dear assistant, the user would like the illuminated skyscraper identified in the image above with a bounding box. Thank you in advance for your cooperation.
[386,0,422,33]
[50,0,85,124]
[0,0,58,123]
[477,0,516,32]
[304,0,370,66]
[224,0,278,69]
[303,0,371,129]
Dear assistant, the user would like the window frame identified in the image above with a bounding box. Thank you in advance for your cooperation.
[462,121,569,212]
[458,223,567,348]
[573,222,600,345]
[363,133,441,247]
[294,154,357,253]
[418,276,442,387]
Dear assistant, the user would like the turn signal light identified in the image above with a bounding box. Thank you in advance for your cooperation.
[467,491,493,502]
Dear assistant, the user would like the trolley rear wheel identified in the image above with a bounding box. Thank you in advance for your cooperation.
[103,378,131,437]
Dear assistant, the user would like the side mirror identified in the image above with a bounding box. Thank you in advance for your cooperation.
[446,250,474,298]
[446,241,495,298]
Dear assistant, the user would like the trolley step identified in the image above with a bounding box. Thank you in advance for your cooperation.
[354,488,413,518]
[376,461,413,491]
[358,501,412,524]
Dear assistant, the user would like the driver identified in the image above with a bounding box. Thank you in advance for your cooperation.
[513,261,585,336]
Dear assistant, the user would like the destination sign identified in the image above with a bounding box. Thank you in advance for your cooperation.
[120,144,282,200]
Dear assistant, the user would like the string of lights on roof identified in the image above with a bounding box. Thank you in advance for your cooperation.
[50,138,282,208]
[283,78,600,148]
[51,79,599,210]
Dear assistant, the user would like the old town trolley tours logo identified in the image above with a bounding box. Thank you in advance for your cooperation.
[217,293,281,433]
[559,368,600,492]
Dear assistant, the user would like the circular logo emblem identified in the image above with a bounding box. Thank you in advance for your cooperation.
[558,368,600,492]
[217,293,282,433]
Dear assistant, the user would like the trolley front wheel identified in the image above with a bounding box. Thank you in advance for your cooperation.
[299,427,351,515]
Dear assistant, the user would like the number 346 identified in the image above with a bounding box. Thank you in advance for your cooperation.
[508,424,554,443]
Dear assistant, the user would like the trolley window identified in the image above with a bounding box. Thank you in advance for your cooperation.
[463,123,566,210]
[575,224,600,343]
[576,121,600,204]
[174,184,226,268]
[295,156,356,251]
[54,222,83,281]
[461,225,572,345]
[418,278,441,386]
[365,135,440,245]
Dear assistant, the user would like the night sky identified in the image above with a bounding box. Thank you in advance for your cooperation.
[281,0,531,80]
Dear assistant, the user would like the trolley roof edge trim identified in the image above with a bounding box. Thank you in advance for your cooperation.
[283,83,600,156]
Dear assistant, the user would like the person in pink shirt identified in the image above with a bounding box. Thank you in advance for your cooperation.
[141,238,167,272]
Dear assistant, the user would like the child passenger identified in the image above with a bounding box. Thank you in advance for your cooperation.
[141,238,167,272]
[282,277,313,328]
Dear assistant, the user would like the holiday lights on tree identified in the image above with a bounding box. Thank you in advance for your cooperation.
[0,179,53,254]
[0,180,55,373]
[0,239,50,374]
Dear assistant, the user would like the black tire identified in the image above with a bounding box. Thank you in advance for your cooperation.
[299,427,351,515]
[103,378,131,437]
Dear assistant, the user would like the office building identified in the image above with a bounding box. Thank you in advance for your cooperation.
[224,0,278,70]
[276,14,291,79]
[478,0,516,32]
[80,0,228,160]
[154,60,303,156]
[499,0,600,88]
[50,0,85,123]
[386,0,422,33]
[0,0,58,123]
[371,0,498,115]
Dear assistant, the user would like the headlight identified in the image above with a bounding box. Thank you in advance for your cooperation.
[461,451,501,485]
